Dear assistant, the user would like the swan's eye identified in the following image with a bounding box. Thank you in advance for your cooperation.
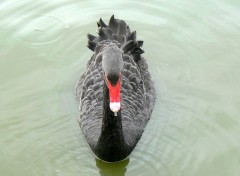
[103,73,109,84]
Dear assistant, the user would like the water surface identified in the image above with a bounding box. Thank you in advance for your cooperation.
[1,0,240,176]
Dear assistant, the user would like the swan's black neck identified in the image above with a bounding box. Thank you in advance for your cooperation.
[95,80,128,162]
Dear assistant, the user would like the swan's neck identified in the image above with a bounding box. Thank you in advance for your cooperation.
[95,81,128,162]
[101,87,123,137]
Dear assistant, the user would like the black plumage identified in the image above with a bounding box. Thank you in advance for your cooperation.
[75,15,155,162]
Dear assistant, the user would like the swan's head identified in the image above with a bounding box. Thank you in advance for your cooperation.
[102,44,123,113]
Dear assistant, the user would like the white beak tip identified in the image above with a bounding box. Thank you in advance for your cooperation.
[110,102,120,113]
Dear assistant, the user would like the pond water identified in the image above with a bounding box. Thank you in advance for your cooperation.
[0,0,240,176]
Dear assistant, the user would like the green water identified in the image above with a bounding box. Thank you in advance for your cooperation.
[1,0,240,176]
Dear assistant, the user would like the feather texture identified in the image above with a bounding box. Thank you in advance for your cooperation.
[75,15,155,162]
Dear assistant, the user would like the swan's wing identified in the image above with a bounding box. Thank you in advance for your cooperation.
[138,57,156,117]
[76,55,104,149]
[120,55,148,147]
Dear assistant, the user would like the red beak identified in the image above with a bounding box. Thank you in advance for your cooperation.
[107,77,121,113]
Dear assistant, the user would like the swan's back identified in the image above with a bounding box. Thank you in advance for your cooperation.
[76,15,155,150]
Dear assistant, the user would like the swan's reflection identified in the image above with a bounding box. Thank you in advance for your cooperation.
[96,158,129,176]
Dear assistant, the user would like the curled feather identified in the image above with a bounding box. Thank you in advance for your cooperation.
[87,15,144,62]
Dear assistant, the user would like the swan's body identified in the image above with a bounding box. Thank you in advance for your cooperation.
[76,16,155,162]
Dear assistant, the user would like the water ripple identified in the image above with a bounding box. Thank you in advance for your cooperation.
[10,15,66,46]
[1,0,240,175]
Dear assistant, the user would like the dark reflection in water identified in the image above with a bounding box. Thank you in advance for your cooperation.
[96,158,129,176]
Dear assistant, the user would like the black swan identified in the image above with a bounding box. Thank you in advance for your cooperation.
[75,15,155,162]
